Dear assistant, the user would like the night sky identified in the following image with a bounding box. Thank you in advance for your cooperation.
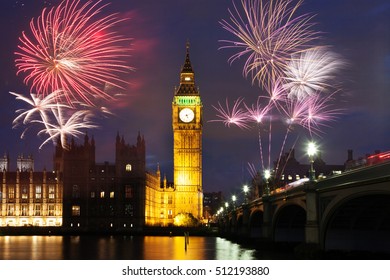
[0,0,389,198]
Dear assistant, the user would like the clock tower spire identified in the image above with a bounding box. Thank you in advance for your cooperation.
[172,42,203,222]
[177,41,198,95]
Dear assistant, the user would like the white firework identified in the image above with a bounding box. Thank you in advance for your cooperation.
[35,104,98,149]
[10,90,69,127]
[283,48,345,100]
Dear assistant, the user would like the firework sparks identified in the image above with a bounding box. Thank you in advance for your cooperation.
[11,91,98,149]
[283,48,345,100]
[268,78,287,104]
[299,92,342,136]
[245,96,272,124]
[215,0,348,190]
[15,0,132,106]
[36,105,98,149]
[283,96,308,126]
[220,0,319,88]
[211,97,250,129]
[10,90,69,127]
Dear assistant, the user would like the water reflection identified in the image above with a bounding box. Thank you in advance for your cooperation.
[215,238,255,260]
[0,235,257,260]
[0,235,64,260]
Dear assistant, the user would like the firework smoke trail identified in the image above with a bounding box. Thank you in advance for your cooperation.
[219,0,320,89]
[265,78,293,171]
[267,78,297,169]
[274,94,311,170]
[275,134,300,180]
[245,97,273,170]
[283,48,345,100]
[15,0,132,106]
[77,93,119,120]
[267,116,273,169]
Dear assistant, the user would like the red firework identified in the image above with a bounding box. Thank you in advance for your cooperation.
[15,0,132,106]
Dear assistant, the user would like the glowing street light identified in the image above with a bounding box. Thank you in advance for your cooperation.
[307,141,318,181]
[232,195,237,209]
[224,202,229,215]
[263,169,271,196]
[264,169,271,180]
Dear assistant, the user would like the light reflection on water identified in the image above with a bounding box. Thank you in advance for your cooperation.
[0,235,65,260]
[0,235,257,260]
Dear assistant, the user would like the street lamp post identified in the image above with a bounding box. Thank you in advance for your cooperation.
[263,169,271,196]
[243,185,249,204]
[307,141,317,181]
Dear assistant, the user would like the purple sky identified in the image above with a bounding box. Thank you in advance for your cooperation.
[0,0,389,198]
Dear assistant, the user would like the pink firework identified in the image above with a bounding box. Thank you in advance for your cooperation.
[299,92,342,136]
[220,0,319,89]
[245,96,272,124]
[211,97,250,129]
[15,0,132,106]
[282,96,308,126]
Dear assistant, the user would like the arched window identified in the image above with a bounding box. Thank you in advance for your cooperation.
[125,164,132,172]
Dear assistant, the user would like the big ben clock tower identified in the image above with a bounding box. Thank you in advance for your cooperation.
[172,42,203,221]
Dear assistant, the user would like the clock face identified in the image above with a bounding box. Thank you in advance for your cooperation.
[179,108,195,123]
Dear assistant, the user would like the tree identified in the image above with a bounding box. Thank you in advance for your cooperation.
[173,213,199,227]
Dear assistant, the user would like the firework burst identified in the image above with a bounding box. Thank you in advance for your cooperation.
[15,0,132,106]
[11,91,98,149]
[299,92,342,136]
[10,90,69,127]
[211,97,251,129]
[220,0,319,88]
[215,0,348,190]
[35,105,98,149]
[245,96,272,124]
[283,48,345,100]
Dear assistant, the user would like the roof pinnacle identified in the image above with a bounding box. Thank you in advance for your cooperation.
[181,40,193,73]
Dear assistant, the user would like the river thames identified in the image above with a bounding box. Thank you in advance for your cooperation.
[0,235,293,260]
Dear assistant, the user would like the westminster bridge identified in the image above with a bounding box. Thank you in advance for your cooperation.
[218,161,390,253]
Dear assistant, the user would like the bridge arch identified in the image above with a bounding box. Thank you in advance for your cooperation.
[273,203,306,243]
[321,191,390,253]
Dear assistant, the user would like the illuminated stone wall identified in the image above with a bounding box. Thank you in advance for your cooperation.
[0,170,63,227]
[145,168,175,226]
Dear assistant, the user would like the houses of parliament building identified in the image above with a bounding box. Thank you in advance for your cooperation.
[0,43,203,230]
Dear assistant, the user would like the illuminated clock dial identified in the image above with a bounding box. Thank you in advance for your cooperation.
[179,108,194,123]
